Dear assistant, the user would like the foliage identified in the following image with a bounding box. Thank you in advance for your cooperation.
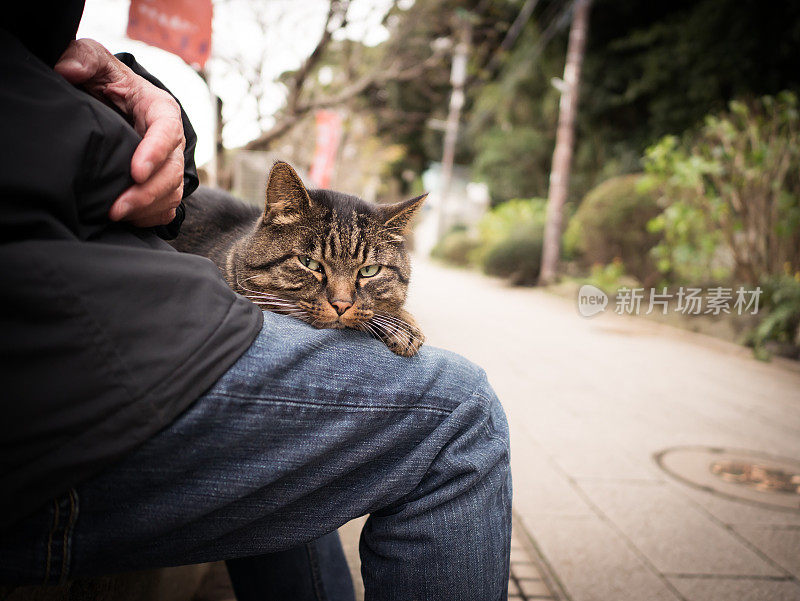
[430,226,481,267]
[482,223,544,285]
[563,174,661,283]
[467,0,800,205]
[583,0,800,152]
[472,127,553,203]
[749,270,800,360]
[468,23,563,203]
[579,259,639,296]
[643,92,800,285]
[429,198,548,285]
[474,198,548,285]
[358,0,522,192]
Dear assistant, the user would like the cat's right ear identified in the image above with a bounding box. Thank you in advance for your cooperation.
[264,161,312,224]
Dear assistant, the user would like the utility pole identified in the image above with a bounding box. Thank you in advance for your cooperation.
[539,0,592,285]
[437,20,471,239]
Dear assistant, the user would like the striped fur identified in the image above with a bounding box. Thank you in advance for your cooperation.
[172,161,426,356]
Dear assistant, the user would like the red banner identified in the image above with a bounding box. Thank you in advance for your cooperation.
[308,111,343,189]
[127,0,213,70]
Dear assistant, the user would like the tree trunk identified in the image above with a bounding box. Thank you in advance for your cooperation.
[538,0,592,285]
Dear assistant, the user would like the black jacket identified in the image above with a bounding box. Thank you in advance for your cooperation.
[0,8,263,529]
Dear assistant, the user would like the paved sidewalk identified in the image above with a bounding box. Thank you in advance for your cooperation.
[397,259,800,601]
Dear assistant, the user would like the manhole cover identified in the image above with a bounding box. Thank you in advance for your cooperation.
[654,446,800,512]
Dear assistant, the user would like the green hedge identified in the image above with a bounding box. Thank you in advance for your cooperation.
[430,198,547,285]
[563,174,661,283]
[482,222,544,285]
[430,228,481,267]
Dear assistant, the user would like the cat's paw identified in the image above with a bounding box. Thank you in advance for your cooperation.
[384,323,425,357]
[366,310,424,357]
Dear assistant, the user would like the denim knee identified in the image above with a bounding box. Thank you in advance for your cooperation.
[413,347,510,450]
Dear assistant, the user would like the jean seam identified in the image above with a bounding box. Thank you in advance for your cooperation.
[473,392,506,444]
[304,541,327,601]
[207,391,454,416]
[43,499,60,585]
[59,489,78,584]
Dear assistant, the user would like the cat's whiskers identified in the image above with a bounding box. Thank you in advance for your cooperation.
[358,321,382,341]
[371,312,412,330]
[370,316,404,335]
[367,318,406,347]
[244,297,300,308]
[235,278,297,301]
[246,298,297,307]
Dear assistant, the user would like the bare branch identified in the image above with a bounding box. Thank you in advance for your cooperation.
[285,0,351,111]
[244,48,446,151]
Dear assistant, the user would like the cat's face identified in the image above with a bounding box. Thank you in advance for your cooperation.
[233,162,425,332]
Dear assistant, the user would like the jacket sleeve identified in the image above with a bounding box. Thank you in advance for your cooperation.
[115,52,200,240]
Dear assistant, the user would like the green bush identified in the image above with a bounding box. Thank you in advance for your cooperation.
[474,198,547,285]
[430,198,548,285]
[644,92,800,285]
[749,271,800,359]
[475,198,548,247]
[482,222,544,285]
[430,227,481,267]
[563,174,661,283]
[580,259,640,295]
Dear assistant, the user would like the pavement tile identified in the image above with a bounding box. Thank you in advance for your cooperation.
[733,526,800,579]
[668,577,800,601]
[548,442,663,482]
[670,482,800,526]
[518,579,552,597]
[510,429,594,518]
[512,562,544,579]
[579,481,782,576]
[519,513,679,601]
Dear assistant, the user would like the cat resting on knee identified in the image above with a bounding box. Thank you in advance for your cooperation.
[171,161,426,357]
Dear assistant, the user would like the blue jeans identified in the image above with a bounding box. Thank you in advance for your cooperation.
[0,312,512,600]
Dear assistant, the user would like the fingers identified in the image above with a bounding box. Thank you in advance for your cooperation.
[55,38,188,229]
[54,39,128,104]
[130,94,184,183]
[110,146,184,225]
[54,39,103,84]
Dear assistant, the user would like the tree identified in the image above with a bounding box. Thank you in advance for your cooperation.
[242,0,453,152]
[539,0,592,284]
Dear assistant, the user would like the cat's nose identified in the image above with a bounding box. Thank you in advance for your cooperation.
[331,300,352,316]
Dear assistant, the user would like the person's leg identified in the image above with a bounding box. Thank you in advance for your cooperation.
[226,531,355,601]
[0,311,512,600]
[0,501,353,601]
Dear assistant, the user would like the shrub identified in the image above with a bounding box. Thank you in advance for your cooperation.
[748,270,800,359]
[475,198,548,247]
[580,259,640,295]
[474,198,548,285]
[431,198,548,285]
[563,174,662,283]
[643,92,800,285]
[482,222,544,285]
[430,227,481,267]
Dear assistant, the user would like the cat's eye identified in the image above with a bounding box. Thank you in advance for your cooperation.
[358,264,381,278]
[298,255,322,272]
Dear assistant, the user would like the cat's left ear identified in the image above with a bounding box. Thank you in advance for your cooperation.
[264,161,313,223]
[380,193,427,236]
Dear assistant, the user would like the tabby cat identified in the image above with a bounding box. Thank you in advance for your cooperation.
[171,161,426,356]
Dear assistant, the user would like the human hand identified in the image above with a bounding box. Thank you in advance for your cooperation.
[55,39,185,227]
